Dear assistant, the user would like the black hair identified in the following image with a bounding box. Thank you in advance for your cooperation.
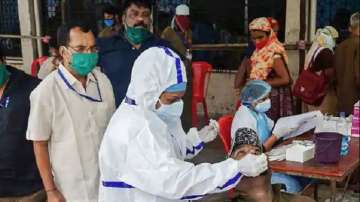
[57,20,92,47]
[103,3,118,16]
[44,30,58,49]
[49,37,58,49]
[121,0,152,13]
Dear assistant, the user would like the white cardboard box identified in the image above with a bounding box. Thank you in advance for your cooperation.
[285,144,315,163]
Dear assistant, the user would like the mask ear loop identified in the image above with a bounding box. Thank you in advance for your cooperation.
[123,14,133,37]
[123,16,129,30]
[59,46,72,67]
[123,15,131,42]
[66,47,76,67]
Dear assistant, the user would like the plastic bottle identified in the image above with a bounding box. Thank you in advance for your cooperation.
[339,112,350,156]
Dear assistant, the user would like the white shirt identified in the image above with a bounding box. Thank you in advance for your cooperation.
[27,64,115,202]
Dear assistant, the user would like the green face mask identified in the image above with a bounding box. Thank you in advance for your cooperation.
[125,25,151,45]
[70,52,98,76]
[0,64,10,87]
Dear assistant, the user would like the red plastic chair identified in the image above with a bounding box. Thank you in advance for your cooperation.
[218,115,234,154]
[191,61,212,127]
[31,56,48,77]
[218,114,236,200]
[235,100,241,110]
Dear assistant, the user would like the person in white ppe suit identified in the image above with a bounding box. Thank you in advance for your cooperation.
[98,47,268,202]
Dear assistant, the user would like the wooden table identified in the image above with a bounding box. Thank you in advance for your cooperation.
[269,133,360,202]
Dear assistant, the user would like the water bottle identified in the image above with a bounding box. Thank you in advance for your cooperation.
[339,112,350,156]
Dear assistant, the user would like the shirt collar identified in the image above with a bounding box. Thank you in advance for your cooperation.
[58,64,97,89]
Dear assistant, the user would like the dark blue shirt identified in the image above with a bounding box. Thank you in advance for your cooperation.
[97,34,170,107]
[0,66,43,196]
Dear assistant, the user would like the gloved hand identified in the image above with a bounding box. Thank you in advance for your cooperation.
[273,111,323,139]
[273,119,303,139]
[198,119,219,143]
[236,153,268,177]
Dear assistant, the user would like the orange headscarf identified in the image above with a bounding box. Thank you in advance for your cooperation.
[267,17,279,30]
[267,17,279,41]
[249,17,288,80]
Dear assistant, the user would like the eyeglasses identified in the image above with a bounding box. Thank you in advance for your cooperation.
[66,46,98,54]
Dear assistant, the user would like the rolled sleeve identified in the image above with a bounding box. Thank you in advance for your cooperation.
[26,86,53,141]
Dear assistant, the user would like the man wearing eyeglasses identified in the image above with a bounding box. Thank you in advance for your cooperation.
[97,0,171,107]
[26,21,115,202]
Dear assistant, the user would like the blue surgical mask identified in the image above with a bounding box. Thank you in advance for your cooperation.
[155,99,184,122]
[255,99,271,113]
[104,19,114,27]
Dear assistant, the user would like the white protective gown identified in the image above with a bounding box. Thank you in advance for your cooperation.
[98,47,245,202]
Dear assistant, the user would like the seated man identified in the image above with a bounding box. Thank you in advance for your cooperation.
[230,123,315,202]
[230,132,273,202]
